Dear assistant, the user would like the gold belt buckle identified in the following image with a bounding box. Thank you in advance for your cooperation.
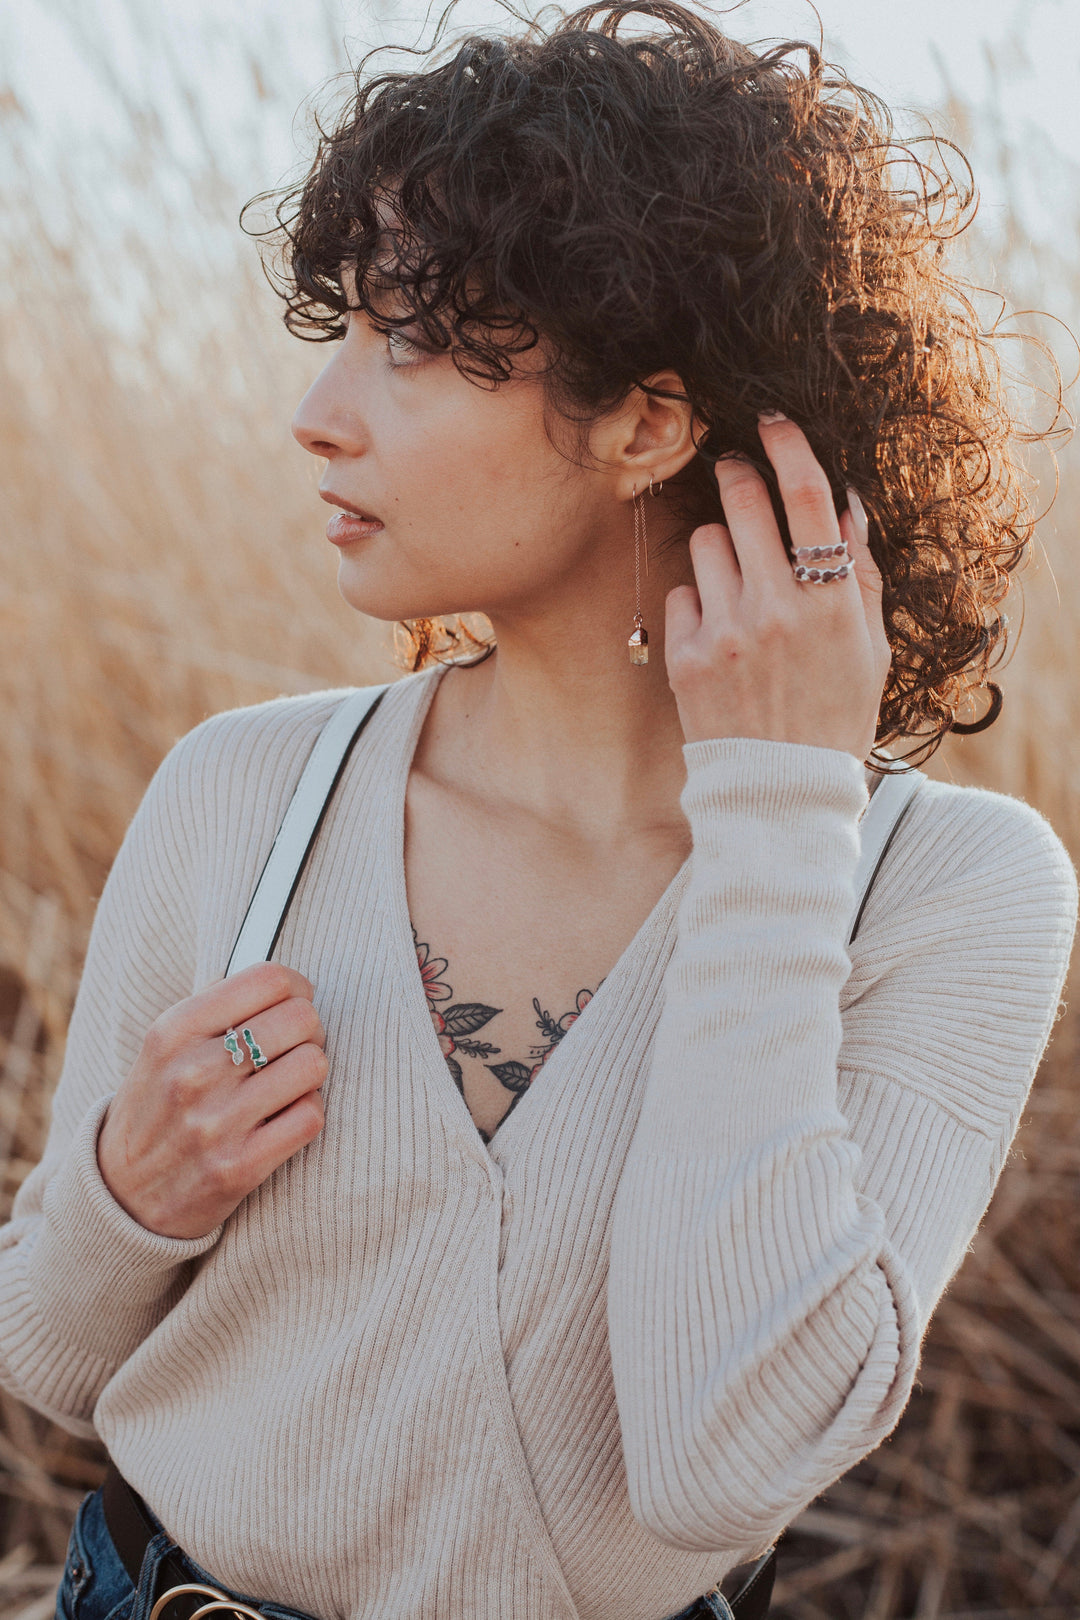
[149,1582,267,1620]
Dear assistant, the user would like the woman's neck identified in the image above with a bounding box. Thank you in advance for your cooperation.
[422,614,692,848]
[412,501,879,832]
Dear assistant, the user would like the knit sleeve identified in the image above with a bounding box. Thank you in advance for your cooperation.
[606,739,1077,1552]
[0,730,225,1437]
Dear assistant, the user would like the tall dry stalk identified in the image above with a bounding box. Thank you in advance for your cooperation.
[1,10,1078,1620]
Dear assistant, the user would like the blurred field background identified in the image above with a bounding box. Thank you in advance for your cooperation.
[1,0,1079,1616]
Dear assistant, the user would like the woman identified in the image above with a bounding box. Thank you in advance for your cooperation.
[2,4,1075,1619]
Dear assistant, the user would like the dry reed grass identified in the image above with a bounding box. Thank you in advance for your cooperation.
[1,11,1078,1619]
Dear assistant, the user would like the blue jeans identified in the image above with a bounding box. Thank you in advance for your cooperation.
[56,1484,738,1620]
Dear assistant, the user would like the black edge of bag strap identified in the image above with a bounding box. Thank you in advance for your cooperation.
[226,687,387,973]
[848,779,923,946]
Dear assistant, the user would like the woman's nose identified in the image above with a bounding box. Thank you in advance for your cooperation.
[291,350,364,459]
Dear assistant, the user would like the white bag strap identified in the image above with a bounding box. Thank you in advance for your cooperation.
[225,685,389,976]
[848,770,923,945]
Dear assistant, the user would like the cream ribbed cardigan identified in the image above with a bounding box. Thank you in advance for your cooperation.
[1,666,1075,1620]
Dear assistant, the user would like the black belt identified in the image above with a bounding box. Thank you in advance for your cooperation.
[103,1463,270,1620]
[103,1460,776,1620]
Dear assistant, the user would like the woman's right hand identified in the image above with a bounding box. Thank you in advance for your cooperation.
[96,963,328,1240]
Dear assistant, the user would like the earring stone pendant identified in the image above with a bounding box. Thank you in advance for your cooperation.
[628,615,649,666]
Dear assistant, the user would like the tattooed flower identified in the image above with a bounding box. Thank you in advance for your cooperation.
[429,1006,457,1057]
[558,987,593,1032]
[413,926,452,1004]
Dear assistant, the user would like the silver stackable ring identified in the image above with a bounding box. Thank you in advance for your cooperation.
[793,561,853,584]
[792,540,851,584]
[793,542,848,562]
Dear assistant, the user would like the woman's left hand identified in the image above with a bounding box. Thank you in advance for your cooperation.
[665,413,891,759]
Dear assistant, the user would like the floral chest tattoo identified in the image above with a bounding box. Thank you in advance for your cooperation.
[412,925,599,1143]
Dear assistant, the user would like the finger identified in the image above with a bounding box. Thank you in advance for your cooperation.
[180,963,316,1043]
[843,490,891,663]
[686,521,741,619]
[842,489,881,598]
[239,1042,329,1131]
[711,455,793,592]
[210,996,326,1075]
[665,582,702,646]
[243,1085,326,1176]
[756,413,846,565]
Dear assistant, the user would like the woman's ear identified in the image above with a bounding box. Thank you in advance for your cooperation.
[589,370,707,498]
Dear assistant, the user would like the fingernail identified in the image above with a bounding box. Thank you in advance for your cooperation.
[757,409,787,424]
[846,487,867,535]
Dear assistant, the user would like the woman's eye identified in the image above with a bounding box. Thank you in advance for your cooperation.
[385,327,423,366]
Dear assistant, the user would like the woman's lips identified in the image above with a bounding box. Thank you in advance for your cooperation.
[326,510,384,545]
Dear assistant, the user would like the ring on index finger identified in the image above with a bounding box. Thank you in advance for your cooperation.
[792,541,851,585]
[224,1025,269,1070]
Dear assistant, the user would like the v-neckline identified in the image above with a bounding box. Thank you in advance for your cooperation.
[381,663,692,1159]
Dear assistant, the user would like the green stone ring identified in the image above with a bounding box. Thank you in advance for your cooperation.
[223,1027,244,1066]
[241,1026,269,1069]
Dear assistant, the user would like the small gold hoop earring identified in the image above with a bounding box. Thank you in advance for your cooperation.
[648,474,663,497]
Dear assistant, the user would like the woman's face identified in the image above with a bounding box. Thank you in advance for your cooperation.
[291,282,625,626]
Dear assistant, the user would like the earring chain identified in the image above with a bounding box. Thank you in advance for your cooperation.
[628,486,650,664]
[634,492,646,616]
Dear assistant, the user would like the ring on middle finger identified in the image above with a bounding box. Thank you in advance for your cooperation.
[793,561,852,584]
[793,542,848,563]
[792,538,850,585]
[240,1026,269,1069]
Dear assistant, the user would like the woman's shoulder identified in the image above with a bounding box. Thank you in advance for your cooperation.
[127,674,432,865]
[152,672,429,798]
[844,775,1076,1137]
[905,774,1074,894]
[163,685,363,780]
[861,770,1077,950]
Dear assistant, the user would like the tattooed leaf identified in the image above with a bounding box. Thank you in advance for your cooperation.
[486,1060,534,1095]
[455,1038,501,1059]
[443,1002,501,1036]
[532,998,562,1042]
[444,1054,465,1095]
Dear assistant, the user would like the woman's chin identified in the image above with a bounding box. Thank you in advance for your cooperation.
[335,559,462,625]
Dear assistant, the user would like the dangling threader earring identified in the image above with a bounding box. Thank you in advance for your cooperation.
[629,485,650,665]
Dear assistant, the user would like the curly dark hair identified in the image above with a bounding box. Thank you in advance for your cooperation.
[248,0,1063,761]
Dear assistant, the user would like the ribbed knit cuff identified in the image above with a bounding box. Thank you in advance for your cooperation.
[32,1096,223,1344]
[635,738,869,1160]
[681,736,869,855]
